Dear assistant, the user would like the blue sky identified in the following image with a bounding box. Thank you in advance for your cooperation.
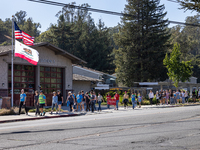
[0,0,197,32]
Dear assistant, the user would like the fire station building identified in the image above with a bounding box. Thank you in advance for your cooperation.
[0,42,86,106]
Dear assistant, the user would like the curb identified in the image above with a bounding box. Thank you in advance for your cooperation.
[0,113,80,124]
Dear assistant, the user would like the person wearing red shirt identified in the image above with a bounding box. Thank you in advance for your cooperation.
[106,93,111,109]
[114,92,119,110]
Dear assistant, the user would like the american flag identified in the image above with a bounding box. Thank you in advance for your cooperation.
[14,22,23,39]
[14,22,34,46]
[22,31,35,46]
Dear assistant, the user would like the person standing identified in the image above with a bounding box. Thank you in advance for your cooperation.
[114,91,120,110]
[176,90,180,104]
[50,91,58,114]
[169,89,173,105]
[76,92,83,112]
[173,91,177,104]
[166,90,169,105]
[181,91,185,104]
[123,91,129,109]
[38,90,47,116]
[73,93,77,112]
[85,92,90,112]
[156,91,159,105]
[106,93,111,109]
[97,93,103,111]
[90,92,95,112]
[67,92,75,112]
[192,89,196,103]
[159,91,162,105]
[148,90,154,105]
[81,90,85,111]
[19,89,28,115]
[57,90,63,113]
[34,90,39,116]
[162,90,166,105]
[195,89,198,102]
[93,92,97,111]
[138,93,142,108]
[185,91,189,103]
[131,92,136,109]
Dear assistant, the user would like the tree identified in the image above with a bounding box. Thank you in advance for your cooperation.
[114,0,170,86]
[177,0,200,12]
[163,43,193,88]
[169,14,200,82]
[37,4,115,73]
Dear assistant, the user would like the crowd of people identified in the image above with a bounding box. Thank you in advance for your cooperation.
[18,88,200,116]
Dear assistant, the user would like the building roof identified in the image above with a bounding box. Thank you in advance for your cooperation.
[0,45,12,56]
[73,74,102,82]
[0,43,86,64]
[73,65,104,75]
[32,42,86,64]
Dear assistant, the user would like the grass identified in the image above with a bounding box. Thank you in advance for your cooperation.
[0,107,25,116]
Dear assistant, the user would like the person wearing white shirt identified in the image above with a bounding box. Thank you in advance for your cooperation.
[148,90,154,105]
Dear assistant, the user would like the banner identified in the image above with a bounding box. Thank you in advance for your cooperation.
[107,98,116,105]
[15,40,39,65]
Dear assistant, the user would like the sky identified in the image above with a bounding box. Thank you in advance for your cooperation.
[0,0,197,32]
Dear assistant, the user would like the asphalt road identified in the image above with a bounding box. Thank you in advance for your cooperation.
[0,106,200,150]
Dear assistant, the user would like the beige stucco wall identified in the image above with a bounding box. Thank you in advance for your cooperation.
[0,57,8,89]
[73,81,91,94]
[0,46,73,91]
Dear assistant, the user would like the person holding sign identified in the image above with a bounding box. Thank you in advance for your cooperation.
[106,93,111,110]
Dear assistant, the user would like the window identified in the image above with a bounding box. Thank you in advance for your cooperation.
[8,64,35,94]
[40,66,63,94]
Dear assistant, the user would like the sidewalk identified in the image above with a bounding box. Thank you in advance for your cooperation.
[0,103,199,124]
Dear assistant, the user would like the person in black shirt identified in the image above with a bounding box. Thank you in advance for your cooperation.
[85,92,90,112]
[90,92,95,112]
[192,89,196,103]
[81,90,85,111]
[34,90,39,116]
[57,90,63,113]
[67,92,75,112]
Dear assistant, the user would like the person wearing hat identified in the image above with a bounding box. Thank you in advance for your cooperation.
[38,90,47,116]
[57,90,63,113]
[50,91,58,114]
[67,91,75,112]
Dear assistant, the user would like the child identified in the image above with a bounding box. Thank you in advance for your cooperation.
[50,91,58,114]
[138,93,142,108]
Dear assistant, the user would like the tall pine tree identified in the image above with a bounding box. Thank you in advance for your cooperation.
[114,0,170,86]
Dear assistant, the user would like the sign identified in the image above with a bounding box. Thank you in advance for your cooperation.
[107,98,116,105]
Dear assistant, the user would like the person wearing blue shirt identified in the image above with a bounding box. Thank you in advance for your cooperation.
[131,92,136,109]
[50,91,58,114]
[76,92,83,111]
[19,89,28,115]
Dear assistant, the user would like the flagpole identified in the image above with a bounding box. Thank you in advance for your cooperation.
[11,16,14,108]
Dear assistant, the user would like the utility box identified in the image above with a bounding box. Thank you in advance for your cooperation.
[1,97,11,109]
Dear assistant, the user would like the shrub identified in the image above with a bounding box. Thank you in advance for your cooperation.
[141,100,150,105]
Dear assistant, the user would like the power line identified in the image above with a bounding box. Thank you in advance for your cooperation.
[167,0,179,3]
[28,0,200,27]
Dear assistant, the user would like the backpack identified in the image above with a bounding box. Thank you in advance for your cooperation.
[68,95,74,103]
